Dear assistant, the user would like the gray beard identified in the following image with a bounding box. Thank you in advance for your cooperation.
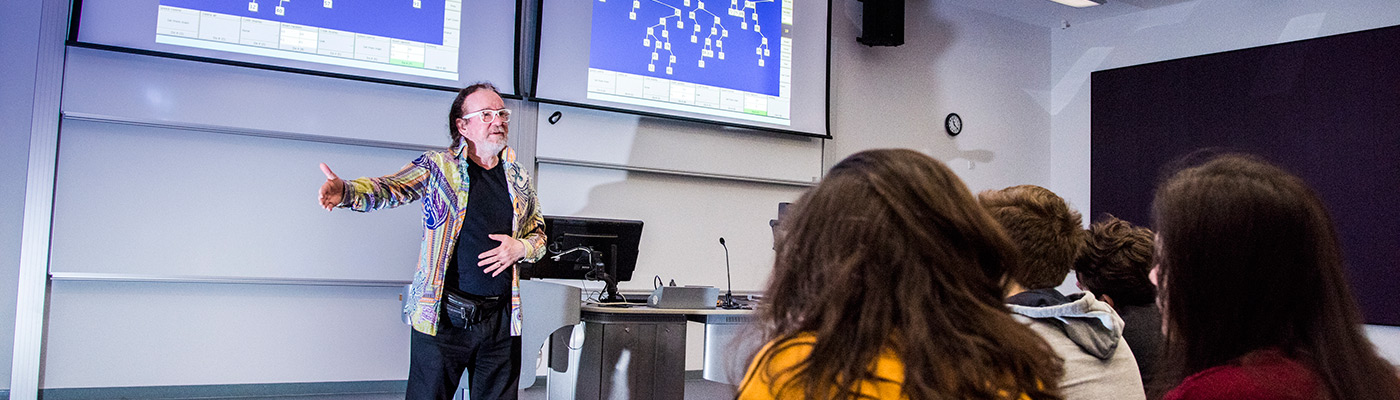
[467,139,506,159]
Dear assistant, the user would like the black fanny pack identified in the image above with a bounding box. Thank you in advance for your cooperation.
[442,288,503,329]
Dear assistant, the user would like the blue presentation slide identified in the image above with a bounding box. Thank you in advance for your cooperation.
[160,0,447,45]
[589,0,782,96]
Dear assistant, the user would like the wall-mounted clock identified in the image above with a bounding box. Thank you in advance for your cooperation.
[945,113,963,136]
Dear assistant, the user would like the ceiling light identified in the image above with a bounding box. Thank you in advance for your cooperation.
[1049,0,1105,7]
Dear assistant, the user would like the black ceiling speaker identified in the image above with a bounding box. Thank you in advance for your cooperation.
[857,0,904,47]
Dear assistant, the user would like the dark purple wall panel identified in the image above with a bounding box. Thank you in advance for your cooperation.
[1091,25,1400,326]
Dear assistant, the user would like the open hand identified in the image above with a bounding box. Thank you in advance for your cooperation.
[317,163,345,211]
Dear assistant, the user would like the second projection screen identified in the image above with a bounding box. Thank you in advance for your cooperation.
[537,0,827,137]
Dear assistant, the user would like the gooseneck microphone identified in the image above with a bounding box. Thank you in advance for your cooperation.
[719,237,740,309]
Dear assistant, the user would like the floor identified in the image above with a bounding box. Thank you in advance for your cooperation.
[219,379,737,400]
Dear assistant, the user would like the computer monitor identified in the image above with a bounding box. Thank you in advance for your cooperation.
[523,216,643,302]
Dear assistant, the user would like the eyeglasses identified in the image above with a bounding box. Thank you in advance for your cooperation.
[461,108,512,124]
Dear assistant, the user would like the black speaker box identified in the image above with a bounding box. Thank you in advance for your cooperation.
[857,0,904,47]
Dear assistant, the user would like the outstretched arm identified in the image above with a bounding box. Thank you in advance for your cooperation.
[320,155,434,212]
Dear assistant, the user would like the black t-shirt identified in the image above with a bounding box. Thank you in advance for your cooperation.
[445,158,514,297]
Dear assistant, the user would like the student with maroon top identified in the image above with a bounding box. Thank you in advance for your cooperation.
[1150,154,1400,400]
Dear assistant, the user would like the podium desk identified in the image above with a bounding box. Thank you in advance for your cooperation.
[547,305,757,400]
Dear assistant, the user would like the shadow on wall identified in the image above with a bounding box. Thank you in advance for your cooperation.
[829,0,996,169]
[540,112,813,295]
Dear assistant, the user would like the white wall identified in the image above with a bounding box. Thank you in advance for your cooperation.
[1049,0,1400,364]
[1367,325,1400,365]
[827,1,1052,192]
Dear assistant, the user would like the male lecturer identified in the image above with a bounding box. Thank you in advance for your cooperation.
[317,82,545,400]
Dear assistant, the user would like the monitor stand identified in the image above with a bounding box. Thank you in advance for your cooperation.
[599,277,626,304]
[595,244,627,304]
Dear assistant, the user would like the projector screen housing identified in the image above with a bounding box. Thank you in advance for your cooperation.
[70,0,521,94]
[532,0,831,138]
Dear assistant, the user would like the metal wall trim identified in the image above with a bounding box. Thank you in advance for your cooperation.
[11,0,71,397]
[48,272,410,288]
[61,112,440,152]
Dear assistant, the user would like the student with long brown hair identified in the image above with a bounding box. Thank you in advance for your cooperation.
[735,149,1063,400]
[1151,154,1400,400]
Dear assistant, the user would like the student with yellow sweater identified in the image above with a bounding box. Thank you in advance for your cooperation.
[736,149,1064,400]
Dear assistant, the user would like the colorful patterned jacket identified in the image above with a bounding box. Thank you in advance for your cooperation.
[340,146,545,336]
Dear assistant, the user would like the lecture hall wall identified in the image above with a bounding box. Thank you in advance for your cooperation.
[1,0,1397,393]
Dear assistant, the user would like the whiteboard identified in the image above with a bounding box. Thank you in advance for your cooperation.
[44,281,408,387]
[49,119,427,281]
[535,103,824,183]
[62,47,457,148]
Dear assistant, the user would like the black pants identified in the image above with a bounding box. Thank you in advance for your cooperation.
[407,304,521,400]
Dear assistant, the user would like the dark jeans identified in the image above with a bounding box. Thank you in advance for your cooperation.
[407,303,521,400]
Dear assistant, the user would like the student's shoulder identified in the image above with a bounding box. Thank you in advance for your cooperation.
[1163,365,1257,400]
[736,334,817,400]
[1165,352,1319,400]
[756,333,818,366]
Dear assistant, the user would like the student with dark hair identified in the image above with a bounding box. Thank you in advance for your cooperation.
[1074,216,1162,385]
[980,185,1145,400]
[736,149,1064,400]
[1151,154,1400,400]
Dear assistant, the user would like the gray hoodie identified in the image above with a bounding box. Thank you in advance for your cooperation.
[1007,289,1146,400]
